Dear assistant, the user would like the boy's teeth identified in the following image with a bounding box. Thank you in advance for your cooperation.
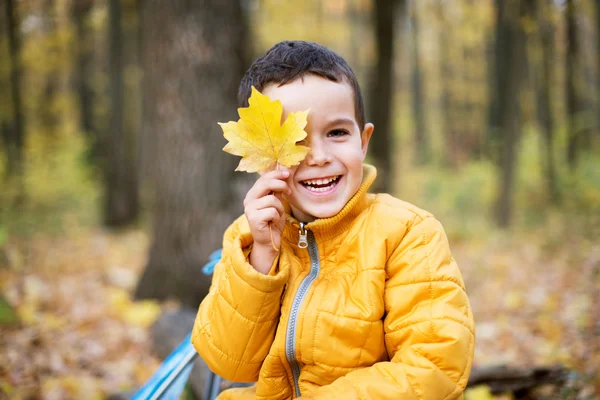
[302,175,340,192]
[304,176,338,185]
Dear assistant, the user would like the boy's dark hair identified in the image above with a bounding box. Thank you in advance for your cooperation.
[238,41,366,129]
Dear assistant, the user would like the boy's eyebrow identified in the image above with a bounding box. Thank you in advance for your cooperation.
[325,117,356,128]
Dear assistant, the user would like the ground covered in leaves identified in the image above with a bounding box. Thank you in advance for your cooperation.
[0,220,598,399]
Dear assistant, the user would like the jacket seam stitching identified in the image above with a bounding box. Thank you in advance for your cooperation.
[399,362,421,400]
[412,342,469,400]
[317,308,381,322]
[422,223,436,339]
[386,277,465,290]
[387,317,475,336]
[197,324,264,366]
[310,359,357,370]
[229,258,283,294]
[215,289,278,325]
[357,319,371,367]
[234,290,270,379]
[442,315,475,400]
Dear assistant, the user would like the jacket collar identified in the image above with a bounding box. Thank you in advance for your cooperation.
[282,164,377,244]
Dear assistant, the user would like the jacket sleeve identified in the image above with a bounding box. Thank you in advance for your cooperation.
[302,215,475,400]
[191,216,290,382]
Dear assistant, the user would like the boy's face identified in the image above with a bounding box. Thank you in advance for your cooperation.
[262,75,374,223]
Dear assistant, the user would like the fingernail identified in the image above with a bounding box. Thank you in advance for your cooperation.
[281,170,289,177]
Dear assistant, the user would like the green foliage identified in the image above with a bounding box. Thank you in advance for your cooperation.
[0,296,20,327]
[0,127,99,237]
[396,126,600,242]
[397,159,497,240]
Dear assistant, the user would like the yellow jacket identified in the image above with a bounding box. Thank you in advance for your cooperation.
[192,165,475,399]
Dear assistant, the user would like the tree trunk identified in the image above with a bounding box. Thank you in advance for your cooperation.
[104,0,139,227]
[566,0,587,171]
[411,1,428,165]
[72,0,96,147]
[440,0,486,168]
[4,0,24,179]
[39,0,60,136]
[134,0,250,307]
[439,1,460,168]
[536,0,560,205]
[597,0,600,149]
[492,0,530,228]
[369,0,404,193]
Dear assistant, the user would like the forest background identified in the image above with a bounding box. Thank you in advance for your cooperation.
[0,0,599,398]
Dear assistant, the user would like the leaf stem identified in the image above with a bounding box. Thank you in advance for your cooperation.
[269,163,280,252]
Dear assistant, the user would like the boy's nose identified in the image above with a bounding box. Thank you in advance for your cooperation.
[305,141,332,166]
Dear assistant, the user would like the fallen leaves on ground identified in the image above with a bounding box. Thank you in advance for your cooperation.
[455,223,600,397]
[0,228,163,399]
[0,220,598,399]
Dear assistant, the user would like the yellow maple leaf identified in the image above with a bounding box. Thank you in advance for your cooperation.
[220,86,310,172]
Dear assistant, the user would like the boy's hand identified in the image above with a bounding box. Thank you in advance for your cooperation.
[244,168,291,274]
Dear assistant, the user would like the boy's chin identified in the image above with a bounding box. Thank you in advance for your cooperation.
[290,202,345,223]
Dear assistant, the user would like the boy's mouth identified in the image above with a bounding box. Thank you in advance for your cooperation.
[300,175,341,193]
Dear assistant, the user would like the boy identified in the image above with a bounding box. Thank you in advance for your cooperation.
[192,41,475,399]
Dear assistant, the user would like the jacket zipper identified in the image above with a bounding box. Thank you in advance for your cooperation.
[285,222,320,398]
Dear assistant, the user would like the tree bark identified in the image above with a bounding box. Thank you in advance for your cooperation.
[104,0,139,227]
[72,0,96,146]
[369,0,404,193]
[39,0,60,136]
[492,0,530,228]
[536,0,560,205]
[411,2,428,165]
[440,0,486,168]
[134,0,250,307]
[4,0,24,179]
[565,0,587,171]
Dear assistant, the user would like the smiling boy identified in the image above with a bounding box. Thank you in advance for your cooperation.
[192,41,475,399]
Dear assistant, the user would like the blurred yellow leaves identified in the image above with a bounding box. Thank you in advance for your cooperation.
[41,375,104,400]
[221,87,310,173]
[0,229,160,398]
[465,385,495,400]
[107,287,161,328]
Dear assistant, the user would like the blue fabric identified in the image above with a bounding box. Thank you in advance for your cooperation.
[202,249,223,275]
[131,333,197,400]
[132,250,224,399]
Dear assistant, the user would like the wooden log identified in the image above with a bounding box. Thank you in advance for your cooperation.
[468,365,568,396]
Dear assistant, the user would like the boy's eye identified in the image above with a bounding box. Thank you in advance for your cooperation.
[328,129,349,138]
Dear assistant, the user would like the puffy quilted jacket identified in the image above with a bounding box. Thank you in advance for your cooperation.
[192,165,475,399]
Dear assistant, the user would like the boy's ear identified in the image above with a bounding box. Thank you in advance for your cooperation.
[361,123,374,159]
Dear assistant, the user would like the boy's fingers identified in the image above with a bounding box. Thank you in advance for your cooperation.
[248,208,281,227]
[248,195,285,218]
[245,177,290,203]
[261,166,290,177]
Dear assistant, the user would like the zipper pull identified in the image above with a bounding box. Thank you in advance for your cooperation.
[298,223,308,248]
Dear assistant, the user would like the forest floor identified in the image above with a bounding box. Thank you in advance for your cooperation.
[0,223,598,399]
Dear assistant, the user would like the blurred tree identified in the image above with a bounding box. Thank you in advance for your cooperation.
[135,0,249,307]
[103,0,139,227]
[440,0,487,168]
[535,0,560,204]
[566,0,590,170]
[370,0,406,193]
[491,0,531,228]
[411,1,428,165]
[410,1,429,164]
[597,0,600,139]
[3,0,24,180]
[38,0,60,135]
[71,0,96,149]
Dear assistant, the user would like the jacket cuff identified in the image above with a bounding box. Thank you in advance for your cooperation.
[229,232,289,292]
